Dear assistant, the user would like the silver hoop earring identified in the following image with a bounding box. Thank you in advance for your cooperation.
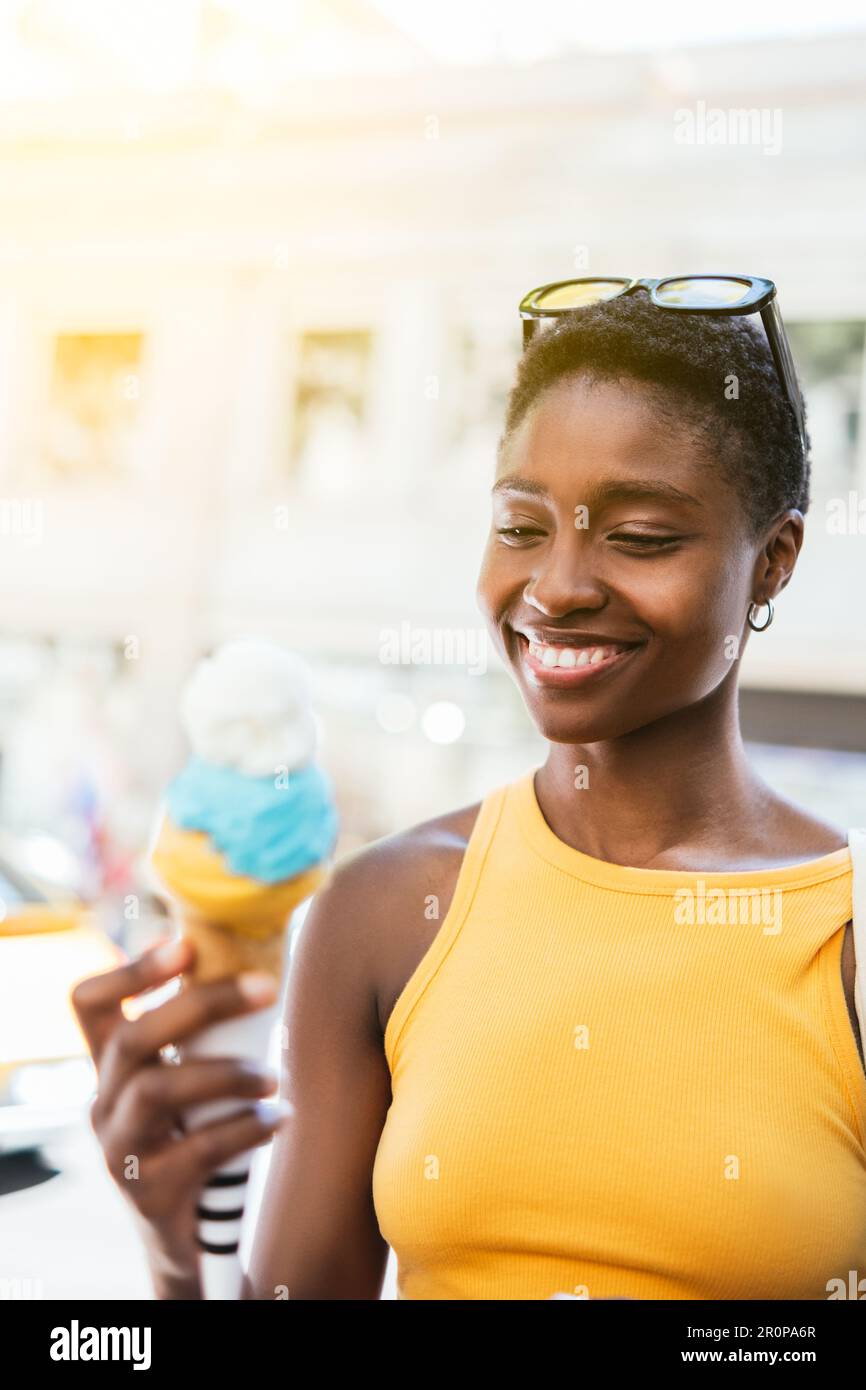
[747,598,774,632]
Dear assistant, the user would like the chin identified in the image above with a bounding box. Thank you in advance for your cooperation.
[507,659,647,744]
[527,703,643,745]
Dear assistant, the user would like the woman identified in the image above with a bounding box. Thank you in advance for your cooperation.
[74,286,866,1300]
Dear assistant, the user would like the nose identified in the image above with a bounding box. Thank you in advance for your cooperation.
[522,537,607,616]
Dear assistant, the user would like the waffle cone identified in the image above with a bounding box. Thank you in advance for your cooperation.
[176,913,288,985]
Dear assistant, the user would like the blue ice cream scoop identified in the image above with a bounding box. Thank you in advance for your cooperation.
[166,757,338,884]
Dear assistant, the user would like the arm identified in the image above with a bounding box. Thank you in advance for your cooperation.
[245,851,394,1300]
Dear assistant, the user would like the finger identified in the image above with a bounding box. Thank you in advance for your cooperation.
[108,1059,279,1144]
[136,1103,292,1203]
[186,1101,293,1176]
[72,937,194,1065]
[96,971,278,1105]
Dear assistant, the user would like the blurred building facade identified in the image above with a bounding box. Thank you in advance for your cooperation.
[0,4,864,901]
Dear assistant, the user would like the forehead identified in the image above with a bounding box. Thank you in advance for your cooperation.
[496,374,719,500]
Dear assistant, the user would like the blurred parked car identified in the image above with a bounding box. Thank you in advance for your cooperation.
[0,848,124,1156]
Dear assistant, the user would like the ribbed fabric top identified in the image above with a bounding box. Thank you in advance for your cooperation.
[372,769,866,1300]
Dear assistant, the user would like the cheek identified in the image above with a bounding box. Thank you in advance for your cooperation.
[628,551,744,628]
[475,540,511,621]
[636,557,748,676]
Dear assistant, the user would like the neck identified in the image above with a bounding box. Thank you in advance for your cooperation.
[536,672,770,867]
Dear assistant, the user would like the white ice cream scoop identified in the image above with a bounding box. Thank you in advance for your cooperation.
[180,637,318,777]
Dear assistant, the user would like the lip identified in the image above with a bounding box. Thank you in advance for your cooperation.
[513,631,645,688]
[515,627,643,648]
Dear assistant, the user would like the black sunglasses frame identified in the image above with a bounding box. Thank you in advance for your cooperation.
[519,275,806,455]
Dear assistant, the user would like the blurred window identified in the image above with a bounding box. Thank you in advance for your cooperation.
[43,332,144,481]
[289,330,373,493]
[787,321,865,499]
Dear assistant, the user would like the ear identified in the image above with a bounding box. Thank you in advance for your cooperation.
[760,510,804,598]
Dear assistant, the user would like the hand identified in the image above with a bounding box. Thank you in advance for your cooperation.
[72,937,289,1295]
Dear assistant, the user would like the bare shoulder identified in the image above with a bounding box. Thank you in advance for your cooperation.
[304,797,483,1038]
[327,799,482,902]
[757,785,849,860]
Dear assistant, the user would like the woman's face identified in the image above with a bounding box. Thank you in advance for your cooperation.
[476,373,782,745]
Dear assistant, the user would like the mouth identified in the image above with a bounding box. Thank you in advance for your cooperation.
[512,631,645,689]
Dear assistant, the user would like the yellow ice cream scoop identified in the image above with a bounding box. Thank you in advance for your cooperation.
[150,814,326,941]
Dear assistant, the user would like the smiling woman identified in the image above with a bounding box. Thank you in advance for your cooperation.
[371,288,865,1299]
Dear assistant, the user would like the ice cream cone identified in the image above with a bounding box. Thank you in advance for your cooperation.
[146,638,339,1299]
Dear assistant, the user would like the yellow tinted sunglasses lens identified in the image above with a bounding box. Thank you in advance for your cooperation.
[531,281,627,310]
[655,277,752,307]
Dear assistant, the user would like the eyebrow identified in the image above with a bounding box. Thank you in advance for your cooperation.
[491,475,704,509]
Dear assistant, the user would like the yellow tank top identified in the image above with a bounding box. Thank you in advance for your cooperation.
[372,769,866,1300]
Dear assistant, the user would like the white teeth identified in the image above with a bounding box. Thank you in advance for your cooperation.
[526,640,618,669]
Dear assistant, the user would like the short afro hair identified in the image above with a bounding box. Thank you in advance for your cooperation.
[500,289,810,534]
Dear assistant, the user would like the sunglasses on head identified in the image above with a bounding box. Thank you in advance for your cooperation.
[518,275,806,456]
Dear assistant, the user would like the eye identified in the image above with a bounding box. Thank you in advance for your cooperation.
[609,531,681,551]
[495,526,546,544]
